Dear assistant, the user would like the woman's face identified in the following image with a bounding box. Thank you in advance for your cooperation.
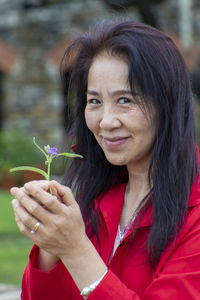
[85,52,158,172]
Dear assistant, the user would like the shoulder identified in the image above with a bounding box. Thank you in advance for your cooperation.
[169,177,200,256]
[186,175,200,228]
[188,175,200,207]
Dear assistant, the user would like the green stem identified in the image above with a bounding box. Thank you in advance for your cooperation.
[47,161,53,194]
[47,162,51,181]
[33,137,48,160]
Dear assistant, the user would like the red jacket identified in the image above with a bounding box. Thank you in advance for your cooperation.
[22,178,200,299]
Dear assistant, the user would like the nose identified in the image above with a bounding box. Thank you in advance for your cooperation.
[99,107,121,130]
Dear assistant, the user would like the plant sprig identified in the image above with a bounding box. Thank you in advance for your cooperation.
[9,137,83,181]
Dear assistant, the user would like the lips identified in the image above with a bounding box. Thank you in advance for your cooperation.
[103,136,129,147]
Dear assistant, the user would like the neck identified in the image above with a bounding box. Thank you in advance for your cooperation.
[126,166,152,200]
[120,168,152,232]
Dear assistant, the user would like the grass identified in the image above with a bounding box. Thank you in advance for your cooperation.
[0,190,33,286]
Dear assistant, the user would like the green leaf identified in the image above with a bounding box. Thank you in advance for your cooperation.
[58,153,83,158]
[9,166,48,180]
[33,137,47,159]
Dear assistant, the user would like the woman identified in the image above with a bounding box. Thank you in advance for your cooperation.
[11,20,200,299]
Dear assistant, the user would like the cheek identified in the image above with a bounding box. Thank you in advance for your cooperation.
[126,110,148,130]
[127,110,156,138]
[84,109,99,133]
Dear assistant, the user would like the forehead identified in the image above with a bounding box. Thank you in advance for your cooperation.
[87,53,159,120]
[87,53,129,88]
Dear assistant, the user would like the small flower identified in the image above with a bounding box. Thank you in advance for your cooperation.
[10,137,83,182]
[47,147,58,157]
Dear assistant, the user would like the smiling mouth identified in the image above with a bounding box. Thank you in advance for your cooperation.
[103,136,129,147]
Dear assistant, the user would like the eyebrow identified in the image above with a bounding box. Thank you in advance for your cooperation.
[87,89,133,97]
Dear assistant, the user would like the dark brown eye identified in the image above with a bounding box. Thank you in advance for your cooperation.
[88,99,101,104]
[118,97,131,104]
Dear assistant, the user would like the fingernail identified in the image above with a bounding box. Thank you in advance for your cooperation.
[24,183,32,191]
[10,187,18,195]
[12,199,18,207]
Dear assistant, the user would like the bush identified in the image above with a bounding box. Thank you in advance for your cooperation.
[0,128,43,182]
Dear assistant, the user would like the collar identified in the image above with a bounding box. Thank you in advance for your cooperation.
[98,172,200,233]
[99,183,126,235]
[98,183,153,231]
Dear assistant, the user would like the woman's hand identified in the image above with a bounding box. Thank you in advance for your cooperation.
[11,180,107,292]
[10,180,87,263]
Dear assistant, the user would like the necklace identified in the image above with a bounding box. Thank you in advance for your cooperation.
[119,188,152,235]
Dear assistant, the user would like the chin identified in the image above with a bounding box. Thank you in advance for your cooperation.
[106,158,126,166]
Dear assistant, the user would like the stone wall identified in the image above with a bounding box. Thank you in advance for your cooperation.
[0,0,199,146]
[0,0,121,145]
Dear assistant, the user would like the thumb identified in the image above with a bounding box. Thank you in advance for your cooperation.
[50,180,76,207]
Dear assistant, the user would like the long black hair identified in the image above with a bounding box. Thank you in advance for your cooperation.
[61,19,199,263]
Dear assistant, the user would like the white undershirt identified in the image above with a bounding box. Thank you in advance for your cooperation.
[110,216,136,260]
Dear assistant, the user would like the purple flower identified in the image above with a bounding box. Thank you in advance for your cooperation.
[47,147,58,157]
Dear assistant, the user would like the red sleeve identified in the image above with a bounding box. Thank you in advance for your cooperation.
[21,211,200,299]
[141,221,200,300]
[88,253,200,300]
[88,217,200,300]
[21,245,73,300]
[87,270,140,300]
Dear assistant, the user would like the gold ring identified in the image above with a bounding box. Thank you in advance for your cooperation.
[31,221,41,234]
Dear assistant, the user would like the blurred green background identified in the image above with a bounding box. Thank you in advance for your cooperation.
[0,190,32,285]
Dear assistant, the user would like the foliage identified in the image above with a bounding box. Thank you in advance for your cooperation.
[10,137,83,181]
[102,0,166,9]
[0,128,43,180]
[101,0,167,27]
[0,236,32,285]
[23,0,68,8]
[0,190,32,286]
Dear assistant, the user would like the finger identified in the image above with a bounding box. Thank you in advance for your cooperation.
[50,181,76,207]
[23,183,64,214]
[11,187,52,223]
[14,211,30,235]
[12,204,43,246]
[12,199,21,223]
[12,200,30,234]
[50,185,62,203]
[12,198,43,235]
[10,180,50,195]
[24,180,50,192]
